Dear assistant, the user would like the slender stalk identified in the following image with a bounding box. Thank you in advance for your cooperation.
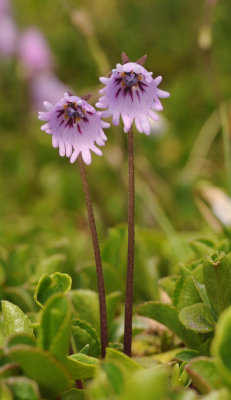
[78,155,108,358]
[124,127,135,357]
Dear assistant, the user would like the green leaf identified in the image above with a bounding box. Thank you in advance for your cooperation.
[6,333,36,348]
[8,345,72,398]
[71,319,100,357]
[137,301,201,349]
[0,363,19,378]
[106,348,141,374]
[193,280,216,319]
[0,383,13,400]
[71,290,120,337]
[65,353,98,380]
[34,272,72,308]
[175,349,199,362]
[212,305,231,385]
[179,303,215,333]
[106,291,121,337]
[189,239,216,258]
[172,265,190,307]
[159,276,178,300]
[4,377,40,400]
[152,348,183,363]
[124,365,169,400]
[186,357,225,394]
[71,290,100,334]
[176,276,201,310]
[79,344,90,354]
[38,293,71,362]
[1,301,33,339]
[102,363,124,394]
[89,361,125,399]
[203,253,231,315]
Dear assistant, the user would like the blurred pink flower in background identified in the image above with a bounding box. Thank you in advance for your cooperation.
[31,73,68,110]
[17,27,68,111]
[0,16,17,56]
[0,8,68,112]
[18,28,53,76]
[0,0,18,57]
[0,0,11,17]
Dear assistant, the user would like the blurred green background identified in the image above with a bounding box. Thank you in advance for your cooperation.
[1,0,231,300]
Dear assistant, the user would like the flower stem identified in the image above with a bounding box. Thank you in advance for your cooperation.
[124,127,135,357]
[78,155,108,358]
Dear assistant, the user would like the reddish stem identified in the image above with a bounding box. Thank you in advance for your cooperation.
[123,127,135,357]
[76,380,84,389]
[78,155,108,358]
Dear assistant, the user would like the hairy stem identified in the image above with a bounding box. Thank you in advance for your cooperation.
[78,155,108,358]
[124,127,135,357]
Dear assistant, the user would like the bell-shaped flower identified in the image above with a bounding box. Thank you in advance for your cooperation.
[96,53,169,135]
[38,92,109,165]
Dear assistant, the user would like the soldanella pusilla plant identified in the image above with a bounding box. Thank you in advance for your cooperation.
[2,38,231,400]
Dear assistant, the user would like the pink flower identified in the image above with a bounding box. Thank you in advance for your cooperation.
[0,16,17,57]
[18,28,53,75]
[38,92,110,165]
[30,73,68,110]
[96,54,170,135]
[0,0,11,18]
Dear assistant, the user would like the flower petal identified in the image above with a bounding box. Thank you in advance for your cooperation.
[82,149,92,165]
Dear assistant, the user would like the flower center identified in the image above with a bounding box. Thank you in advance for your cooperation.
[121,71,142,89]
[56,100,90,134]
[64,102,86,124]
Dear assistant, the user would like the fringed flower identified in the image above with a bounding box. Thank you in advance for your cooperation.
[38,92,110,165]
[96,53,170,135]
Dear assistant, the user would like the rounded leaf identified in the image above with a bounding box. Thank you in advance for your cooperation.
[1,301,33,339]
[8,345,72,397]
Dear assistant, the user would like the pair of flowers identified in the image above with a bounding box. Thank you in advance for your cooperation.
[38,54,169,164]
[38,53,169,358]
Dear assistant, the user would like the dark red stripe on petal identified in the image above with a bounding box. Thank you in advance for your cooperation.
[115,88,121,97]
[65,119,73,128]
[77,124,82,134]
[136,91,141,101]
[114,77,122,86]
[124,87,129,97]
[139,81,148,88]
[138,82,145,93]
[56,109,65,118]
[129,88,133,102]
